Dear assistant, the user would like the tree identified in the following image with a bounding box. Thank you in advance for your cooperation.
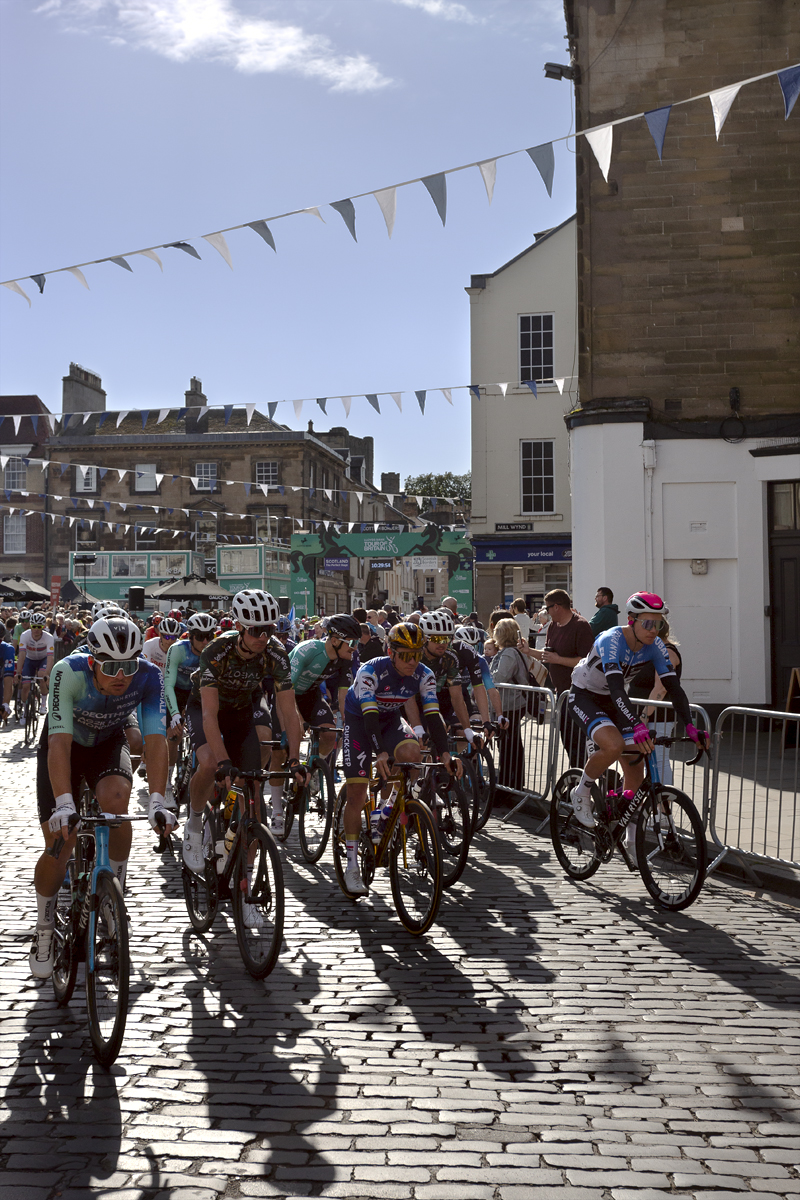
[404,471,471,499]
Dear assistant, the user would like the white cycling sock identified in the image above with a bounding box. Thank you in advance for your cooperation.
[186,807,203,833]
[346,839,358,870]
[109,858,128,889]
[36,892,56,927]
[575,771,594,799]
[270,783,284,816]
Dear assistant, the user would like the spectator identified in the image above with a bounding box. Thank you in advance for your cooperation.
[441,596,459,621]
[483,608,514,661]
[351,622,385,675]
[533,607,550,651]
[530,589,594,767]
[511,597,531,640]
[488,618,530,792]
[588,587,620,636]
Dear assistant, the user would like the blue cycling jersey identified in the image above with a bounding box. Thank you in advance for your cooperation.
[1,642,15,676]
[478,654,493,691]
[48,652,166,747]
[345,656,440,721]
[571,627,675,696]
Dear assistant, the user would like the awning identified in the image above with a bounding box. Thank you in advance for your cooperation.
[472,538,571,564]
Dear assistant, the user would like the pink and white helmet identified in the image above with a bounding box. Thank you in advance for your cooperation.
[626,592,668,623]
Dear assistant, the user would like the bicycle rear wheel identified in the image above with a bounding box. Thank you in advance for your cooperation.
[549,769,603,881]
[298,756,334,863]
[389,798,443,935]
[273,784,295,843]
[86,872,130,1067]
[52,871,80,1006]
[472,745,497,832]
[24,694,39,747]
[636,786,707,911]
[429,773,471,889]
[231,824,284,979]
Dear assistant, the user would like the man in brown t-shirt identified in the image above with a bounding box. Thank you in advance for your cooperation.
[531,589,594,765]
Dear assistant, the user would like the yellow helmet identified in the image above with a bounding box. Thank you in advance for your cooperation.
[387,622,425,654]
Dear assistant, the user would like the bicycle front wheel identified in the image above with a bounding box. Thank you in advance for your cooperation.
[86,872,130,1067]
[24,696,39,747]
[472,745,497,832]
[389,798,443,935]
[431,775,471,889]
[298,756,334,863]
[52,873,79,1006]
[549,769,602,881]
[636,786,707,911]
[232,824,284,979]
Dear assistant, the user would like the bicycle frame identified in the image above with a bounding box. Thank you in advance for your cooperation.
[365,763,439,868]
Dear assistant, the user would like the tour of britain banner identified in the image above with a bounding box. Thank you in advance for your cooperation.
[290,528,473,615]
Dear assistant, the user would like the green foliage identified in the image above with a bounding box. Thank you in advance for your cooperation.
[404,471,471,499]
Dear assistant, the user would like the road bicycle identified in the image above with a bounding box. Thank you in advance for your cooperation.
[182,767,284,979]
[172,721,194,816]
[332,762,443,935]
[418,746,472,888]
[48,792,162,1066]
[549,735,708,911]
[23,683,42,748]
[268,726,337,863]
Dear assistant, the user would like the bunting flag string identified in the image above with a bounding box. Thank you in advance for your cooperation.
[3,64,795,298]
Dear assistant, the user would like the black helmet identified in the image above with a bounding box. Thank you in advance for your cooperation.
[327,614,361,641]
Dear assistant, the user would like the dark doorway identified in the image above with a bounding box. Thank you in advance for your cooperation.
[768,481,800,708]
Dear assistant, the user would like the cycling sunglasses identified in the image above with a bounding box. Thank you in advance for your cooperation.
[94,657,140,677]
[427,634,452,644]
[637,617,666,631]
[333,636,357,648]
[393,649,423,663]
[191,631,215,642]
[160,633,179,641]
[243,624,274,638]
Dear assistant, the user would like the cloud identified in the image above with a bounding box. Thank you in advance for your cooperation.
[35,0,391,92]
[388,0,482,22]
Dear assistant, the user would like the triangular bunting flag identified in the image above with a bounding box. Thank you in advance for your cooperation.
[2,281,31,306]
[116,411,129,428]
[317,397,327,414]
[202,232,233,269]
[117,469,127,481]
[390,392,402,412]
[469,385,481,400]
[421,173,447,226]
[157,408,170,424]
[373,187,397,238]
[555,378,565,394]
[223,405,233,425]
[67,266,89,289]
[584,124,613,181]
[441,388,452,405]
[165,241,202,259]
[778,64,800,119]
[12,415,21,434]
[267,403,277,421]
[366,394,380,414]
[246,404,256,425]
[524,379,538,397]
[31,274,46,294]
[324,489,332,501]
[141,410,150,429]
[526,142,555,196]
[498,383,509,397]
[191,477,199,489]
[293,399,304,421]
[330,199,357,242]
[82,410,93,424]
[478,159,497,203]
[135,249,163,270]
[644,105,672,160]
[415,390,426,414]
[247,220,277,251]
[108,256,133,272]
[709,83,742,138]
[155,474,164,486]
[303,207,325,222]
[341,396,352,417]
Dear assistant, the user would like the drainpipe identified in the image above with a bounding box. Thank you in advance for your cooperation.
[642,440,656,593]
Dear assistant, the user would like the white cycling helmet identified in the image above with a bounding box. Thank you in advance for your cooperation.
[453,624,481,647]
[29,612,48,628]
[626,591,669,621]
[187,611,217,635]
[19,610,31,623]
[91,602,124,622]
[158,617,181,637]
[419,609,456,637]
[87,617,143,660]
[231,588,280,628]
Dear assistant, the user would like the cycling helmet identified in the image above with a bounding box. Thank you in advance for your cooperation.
[419,609,456,637]
[453,624,481,647]
[158,617,181,637]
[327,614,361,641]
[626,592,669,622]
[387,622,425,654]
[92,602,124,622]
[217,616,234,632]
[19,610,31,623]
[187,611,217,635]
[277,615,293,634]
[87,617,143,660]
[152,612,162,624]
[29,612,48,628]
[168,609,183,621]
[231,589,280,627]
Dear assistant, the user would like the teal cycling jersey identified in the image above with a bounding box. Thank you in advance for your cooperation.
[48,652,166,747]
[289,638,352,697]
[164,638,200,716]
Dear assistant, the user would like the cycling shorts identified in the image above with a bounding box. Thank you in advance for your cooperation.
[568,686,635,745]
[342,709,415,783]
[297,687,336,730]
[252,699,273,729]
[185,700,261,774]
[37,720,132,823]
[21,657,48,680]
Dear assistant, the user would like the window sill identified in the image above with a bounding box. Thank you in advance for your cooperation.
[519,512,563,521]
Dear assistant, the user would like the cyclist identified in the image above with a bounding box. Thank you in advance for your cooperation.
[142,616,182,674]
[217,615,234,633]
[13,609,31,652]
[276,615,296,653]
[453,624,508,731]
[181,589,307,875]
[16,612,55,716]
[1,636,14,720]
[29,616,172,979]
[341,621,461,896]
[406,610,486,747]
[163,611,218,806]
[91,601,124,622]
[567,592,707,839]
[144,611,163,641]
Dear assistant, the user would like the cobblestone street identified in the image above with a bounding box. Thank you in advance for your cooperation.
[2,721,799,1200]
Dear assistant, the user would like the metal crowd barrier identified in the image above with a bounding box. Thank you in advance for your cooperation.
[488,683,557,824]
[708,706,800,880]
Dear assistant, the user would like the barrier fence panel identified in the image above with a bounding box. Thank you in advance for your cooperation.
[708,706,800,878]
[488,683,557,823]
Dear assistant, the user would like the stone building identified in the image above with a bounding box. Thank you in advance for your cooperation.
[1,396,51,582]
[563,0,800,706]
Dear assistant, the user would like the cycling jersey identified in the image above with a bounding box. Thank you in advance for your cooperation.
[48,652,166,747]
[571,627,675,695]
[18,629,55,663]
[1,643,15,676]
[478,654,493,691]
[190,629,291,711]
[345,656,440,720]
[290,638,352,697]
[450,642,485,691]
[419,648,461,694]
[13,622,29,648]
[164,638,201,717]
[142,637,170,674]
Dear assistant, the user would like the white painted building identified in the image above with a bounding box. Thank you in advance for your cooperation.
[467,215,578,618]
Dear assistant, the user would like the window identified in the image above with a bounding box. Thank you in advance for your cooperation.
[219,547,259,575]
[195,518,217,550]
[255,461,279,487]
[135,463,158,493]
[150,554,186,578]
[195,462,217,492]
[521,439,555,514]
[77,465,98,493]
[309,463,316,491]
[75,522,97,549]
[255,516,274,543]
[112,554,148,578]
[135,524,156,549]
[519,313,554,383]
[333,475,340,506]
[425,577,436,595]
[4,456,26,491]
[769,481,800,531]
[71,552,109,578]
[4,513,25,553]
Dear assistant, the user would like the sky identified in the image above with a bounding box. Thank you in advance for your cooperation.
[0,0,576,484]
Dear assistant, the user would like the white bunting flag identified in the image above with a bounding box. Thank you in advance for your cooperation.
[478,159,497,203]
[341,396,352,417]
[82,410,92,424]
[390,392,402,412]
[373,187,397,238]
[385,494,394,507]
[123,524,130,534]
[2,281,31,306]
[710,83,742,138]
[172,529,180,538]
[135,249,163,271]
[585,124,614,181]
[348,523,355,532]
[324,488,332,500]
[191,477,199,489]
[203,232,233,269]
[261,485,270,496]
[67,266,89,289]
[245,404,255,425]
[119,503,127,512]
[441,389,453,405]
[157,408,170,424]
[68,516,75,527]
[555,378,565,394]
[155,474,164,487]
[0,455,7,469]
[499,383,509,396]
[182,509,190,516]
[416,496,424,507]
[355,492,364,504]
[116,411,129,428]
[293,399,304,421]
[303,207,325,222]
[12,416,21,434]
[117,469,127,481]
[86,498,94,509]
